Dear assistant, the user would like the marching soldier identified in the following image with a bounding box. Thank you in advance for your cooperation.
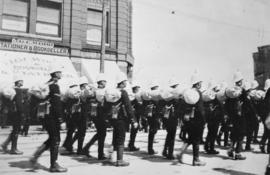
[61,80,81,154]
[260,79,270,154]
[204,82,223,154]
[29,66,67,172]
[144,81,161,155]
[128,82,143,151]
[226,71,247,160]
[82,74,108,160]
[177,73,206,166]
[109,73,138,166]
[1,77,25,155]
[162,79,180,159]
[244,80,259,151]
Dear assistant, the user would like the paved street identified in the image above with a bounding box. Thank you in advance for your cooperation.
[0,126,268,175]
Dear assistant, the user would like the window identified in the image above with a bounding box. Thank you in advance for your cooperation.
[36,0,61,36]
[87,9,109,45]
[2,0,29,32]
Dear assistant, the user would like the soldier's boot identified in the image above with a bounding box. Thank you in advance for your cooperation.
[50,145,67,173]
[192,144,206,166]
[10,135,23,155]
[76,137,84,155]
[167,141,175,160]
[267,143,270,154]
[29,144,48,168]
[115,145,129,167]
[266,166,270,175]
[177,143,189,164]
[148,132,157,155]
[216,132,222,146]
[1,134,12,153]
[82,135,97,157]
[162,138,169,157]
[235,153,246,160]
[208,142,219,154]
[128,130,139,151]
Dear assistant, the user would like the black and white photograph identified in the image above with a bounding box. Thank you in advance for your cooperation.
[0,0,270,174]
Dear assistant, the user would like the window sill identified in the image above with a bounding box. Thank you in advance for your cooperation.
[0,30,62,41]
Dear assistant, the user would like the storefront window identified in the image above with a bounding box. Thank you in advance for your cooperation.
[87,9,109,45]
[36,0,61,36]
[2,0,29,32]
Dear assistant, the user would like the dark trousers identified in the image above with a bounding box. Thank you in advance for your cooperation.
[261,125,270,151]
[63,113,78,151]
[21,116,30,136]
[185,121,204,160]
[43,116,61,166]
[84,119,107,158]
[0,112,8,128]
[246,123,256,148]
[3,112,23,151]
[218,120,230,146]
[148,117,159,152]
[164,121,177,156]
[205,122,219,151]
[141,117,148,132]
[70,113,87,153]
[129,123,139,148]
[112,119,126,150]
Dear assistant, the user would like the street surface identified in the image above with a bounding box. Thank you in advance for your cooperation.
[0,126,268,175]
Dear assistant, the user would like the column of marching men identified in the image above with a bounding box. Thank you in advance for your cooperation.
[2,68,270,174]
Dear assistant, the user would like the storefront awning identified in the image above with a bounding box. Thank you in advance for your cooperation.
[81,59,122,88]
[0,50,78,91]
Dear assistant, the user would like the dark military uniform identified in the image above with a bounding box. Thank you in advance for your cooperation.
[244,93,258,150]
[204,98,223,154]
[1,87,24,154]
[162,99,180,159]
[30,78,67,172]
[62,98,80,153]
[82,94,108,159]
[260,89,270,153]
[109,89,137,166]
[226,89,247,159]
[128,97,143,150]
[143,99,161,154]
[183,89,206,162]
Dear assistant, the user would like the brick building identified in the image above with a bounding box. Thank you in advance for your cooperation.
[253,45,270,89]
[0,0,134,87]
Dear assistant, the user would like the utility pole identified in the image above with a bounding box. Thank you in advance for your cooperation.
[100,0,107,73]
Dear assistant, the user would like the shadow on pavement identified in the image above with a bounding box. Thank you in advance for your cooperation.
[71,156,102,165]
[213,168,257,175]
[124,150,173,163]
[8,160,49,172]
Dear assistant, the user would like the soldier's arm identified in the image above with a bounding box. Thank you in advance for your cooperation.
[121,90,137,123]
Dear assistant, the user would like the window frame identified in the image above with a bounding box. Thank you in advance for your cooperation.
[86,8,110,46]
[1,0,30,33]
[36,0,62,37]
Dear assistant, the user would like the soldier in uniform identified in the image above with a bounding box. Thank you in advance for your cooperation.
[1,77,25,155]
[82,74,108,160]
[226,71,247,160]
[128,83,142,151]
[260,79,270,154]
[144,82,161,155]
[162,79,180,159]
[177,73,206,166]
[61,80,81,154]
[204,83,223,154]
[29,66,67,172]
[109,73,138,166]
